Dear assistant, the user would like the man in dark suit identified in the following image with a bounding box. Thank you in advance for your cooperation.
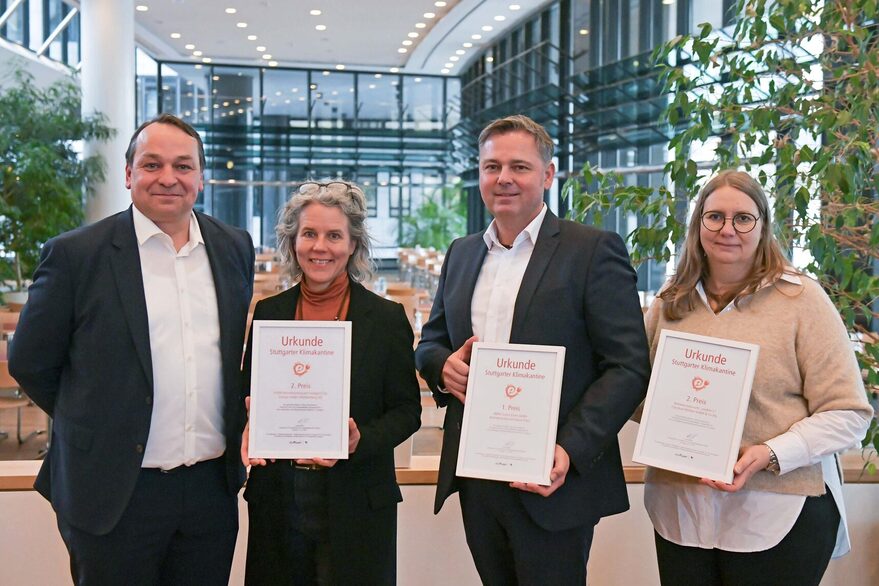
[9,114,254,585]
[415,115,650,585]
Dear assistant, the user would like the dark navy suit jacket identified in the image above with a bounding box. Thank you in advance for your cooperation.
[9,206,254,535]
[415,211,650,531]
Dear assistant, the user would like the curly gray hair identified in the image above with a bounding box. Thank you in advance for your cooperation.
[276,180,374,283]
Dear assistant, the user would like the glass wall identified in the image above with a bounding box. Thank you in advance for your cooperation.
[137,61,459,257]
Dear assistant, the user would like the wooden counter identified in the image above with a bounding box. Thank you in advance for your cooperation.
[4,452,877,491]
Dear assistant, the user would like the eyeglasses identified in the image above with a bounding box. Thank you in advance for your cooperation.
[298,181,352,196]
[701,211,761,234]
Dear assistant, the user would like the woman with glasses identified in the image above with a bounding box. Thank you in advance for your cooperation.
[240,181,421,585]
[642,170,872,585]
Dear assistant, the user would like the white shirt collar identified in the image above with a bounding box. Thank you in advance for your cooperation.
[132,205,203,249]
[697,271,802,310]
[482,203,548,251]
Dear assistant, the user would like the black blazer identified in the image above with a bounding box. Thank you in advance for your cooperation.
[9,207,254,535]
[242,281,422,585]
[415,211,650,531]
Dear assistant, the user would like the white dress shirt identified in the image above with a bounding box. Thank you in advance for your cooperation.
[646,275,863,556]
[471,204,548,343]
[133,206,226,470]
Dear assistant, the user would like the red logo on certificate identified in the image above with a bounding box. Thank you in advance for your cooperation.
[505,384,522,399]
[292,362,311,376]
[691,376,710,391]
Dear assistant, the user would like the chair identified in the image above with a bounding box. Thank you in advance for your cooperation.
[0,360,45,445]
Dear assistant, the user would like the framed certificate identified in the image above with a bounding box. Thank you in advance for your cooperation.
[248,320,351,459]
[633,329,759,483]
[456,342,565,485]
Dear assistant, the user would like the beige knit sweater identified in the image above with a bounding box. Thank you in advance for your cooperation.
[644,275,873,496]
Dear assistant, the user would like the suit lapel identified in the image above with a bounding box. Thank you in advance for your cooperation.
[510,212,561,341]
[198,213,237,374]
[456,236,489,339]
[346,282,374,378]
[110,207,153,388]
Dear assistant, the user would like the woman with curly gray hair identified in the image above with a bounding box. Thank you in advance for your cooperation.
[240,181,421,585]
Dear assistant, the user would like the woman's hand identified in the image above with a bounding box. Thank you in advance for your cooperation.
[293,419,361,469]
[241,396,271,467]
[700,444,771,492]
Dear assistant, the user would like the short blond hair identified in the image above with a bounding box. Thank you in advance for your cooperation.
[478,115,554,164]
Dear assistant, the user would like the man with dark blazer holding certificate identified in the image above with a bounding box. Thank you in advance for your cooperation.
[9,114,254,585]
[415,115,650,585]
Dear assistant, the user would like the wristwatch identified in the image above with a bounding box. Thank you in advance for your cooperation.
[764,444,780,474]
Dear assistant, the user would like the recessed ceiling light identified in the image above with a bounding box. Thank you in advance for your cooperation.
[408,32,419,38]
[444,62,454,68]
[390,67,399,73]
[336,64,345,70]
[247,34,257,40]
[212,75,220,80]
[247,96,253,101]
[402,40,413,46]
[200,106,208,111]
[494,15,506,21]
[579,28,589,35]
[135,5,149,12]
[315,24,327,31]
[193,50,203,56]
[299,96,305,101]
[225,8,237,14]
[331,90,338,95]
[368,84,376,89]
[482,25,493,32]
[485,56,494,62]
[310,9,322,16]
[398,48,408,53]
[275,91,282,96]
[463,42,473,48]
[441,68,450,74]
[268,61,278,67]
[185,43,195,50]
[202,57,212,63]
[234,99,240,104]
[284,99,291,104]
[455,49,465,55]
[170,32,181,39]
[310,83,317,89]
[414,77,422,82]
[415,22,426,29]
[449,56,459,62]
[374,73,382,78]
[236,22,247,28]
[322,70,330,76]
[662,0,675,4]
[471,34,482,40]
[292,88,299,92]
[262,54,272,60]
[195,64,203,69]
[509,4,521,9]
[435,1,447,6]
[424,12,436,18]
[256,45,266,51]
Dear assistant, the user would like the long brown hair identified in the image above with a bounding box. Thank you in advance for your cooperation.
[660,170,793,320]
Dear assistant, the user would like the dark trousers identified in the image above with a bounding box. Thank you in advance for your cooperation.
[654,489,840,586]
[57,456,238,586]
[458,477,594,586]
[245,463,332,586]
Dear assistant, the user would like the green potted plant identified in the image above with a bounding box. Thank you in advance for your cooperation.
[0,64,113,307]
[399,180,467,250]
[563,0,878,465]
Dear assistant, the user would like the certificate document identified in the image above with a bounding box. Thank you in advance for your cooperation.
[248,320,351,459]
[633,330,759,483]
[456,343,565,485]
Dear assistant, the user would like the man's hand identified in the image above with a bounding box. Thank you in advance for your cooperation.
[441,335,478,403]
[700,444,771,492]
[510,444,570,497]
[241,396,270,467]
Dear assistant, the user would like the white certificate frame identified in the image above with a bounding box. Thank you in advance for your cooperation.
[633,329,759,483]
[456,342,565,485]
[249,320,351,460]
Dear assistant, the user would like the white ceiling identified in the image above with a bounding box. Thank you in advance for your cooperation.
[133,0,552,76]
